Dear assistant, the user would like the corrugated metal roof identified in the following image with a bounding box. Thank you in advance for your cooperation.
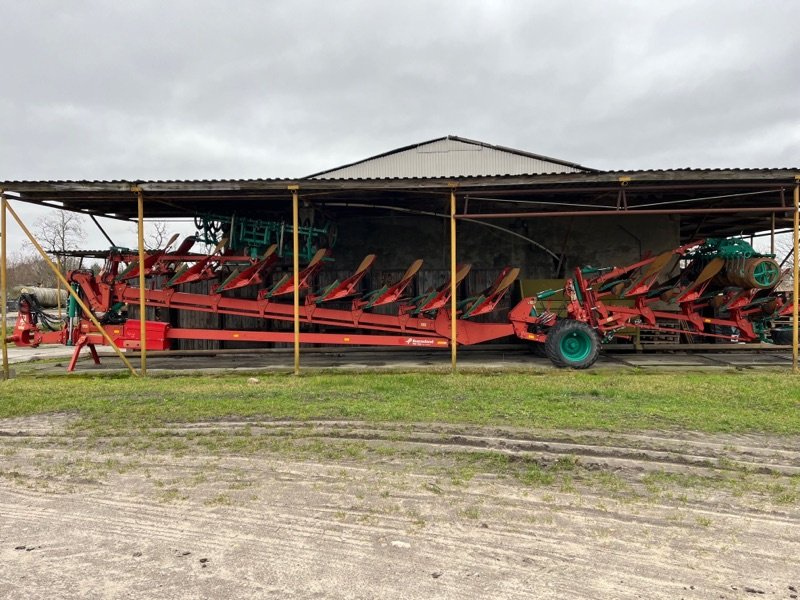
[306,135,595,179]
[2,168,798,190]
[309,166,800,181]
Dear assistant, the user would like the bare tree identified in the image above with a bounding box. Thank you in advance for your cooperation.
[33,209,87,274]
[145,221,171,250]
[7,247,57,288]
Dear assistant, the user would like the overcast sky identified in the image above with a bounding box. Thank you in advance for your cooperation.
[2,0,798,250]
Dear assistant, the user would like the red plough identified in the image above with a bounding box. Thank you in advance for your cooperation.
[8,236,793,371]
[11,240,520,370]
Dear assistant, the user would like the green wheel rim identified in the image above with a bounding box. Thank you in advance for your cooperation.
[560,330,592,362]
[752,261,779,287]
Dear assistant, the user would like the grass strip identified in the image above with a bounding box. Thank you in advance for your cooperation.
[1,370,799,434]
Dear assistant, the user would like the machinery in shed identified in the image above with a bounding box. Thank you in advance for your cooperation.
[524,237,792,367]
[8,232,793,370]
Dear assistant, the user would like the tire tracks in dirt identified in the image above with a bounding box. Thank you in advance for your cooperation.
[157,420,800,476]
[2,416,799,599]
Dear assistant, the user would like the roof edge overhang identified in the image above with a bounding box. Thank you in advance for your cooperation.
[3,168,799,195]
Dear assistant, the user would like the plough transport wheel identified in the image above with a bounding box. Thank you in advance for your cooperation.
[544,319,600,369]
[771,327,793,345]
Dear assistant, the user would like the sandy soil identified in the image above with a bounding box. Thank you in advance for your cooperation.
[1,416,799,599]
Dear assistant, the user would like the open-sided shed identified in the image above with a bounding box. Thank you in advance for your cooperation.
[1,136,798,376]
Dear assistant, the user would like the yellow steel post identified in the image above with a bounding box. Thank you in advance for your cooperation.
[56,258,63,319]
[289,185,300,375]
[135,187,147,376]
[1,191,9,380]
[793,182,799,373]
[449,185,458,373]
[5,201,138,375]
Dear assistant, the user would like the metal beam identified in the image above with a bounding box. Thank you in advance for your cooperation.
[289,185,300,375]
[1,191,8,380]
[135,187,148,375]
[11,196,137,222]
[90,214,117,246]
[771,213,776,254]
[457,206,795,220]
[793,182,799,373]
[449,186,457,373]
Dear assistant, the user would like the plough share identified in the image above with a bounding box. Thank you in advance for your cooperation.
[9,236,793,370]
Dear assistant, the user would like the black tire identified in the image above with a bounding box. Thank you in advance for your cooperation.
[771,328,793,345]
[544,319,600,369]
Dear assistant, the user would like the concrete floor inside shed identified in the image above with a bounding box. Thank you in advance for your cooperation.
[4,344,795,376]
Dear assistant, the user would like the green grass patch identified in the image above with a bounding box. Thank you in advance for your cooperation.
[0,370,798,434]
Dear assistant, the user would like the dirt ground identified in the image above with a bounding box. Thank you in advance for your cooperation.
[1,415,799,599]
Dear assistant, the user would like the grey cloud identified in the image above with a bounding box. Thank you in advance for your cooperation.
[1,0,798,248]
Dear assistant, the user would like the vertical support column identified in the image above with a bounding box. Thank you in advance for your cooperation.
[289,185,300,375]
[449,185,458,373]
[56,258,63,319]
[793,181,799,373]
[770,213,776,254]
[1,191,9,380]
[135,186,147,376]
